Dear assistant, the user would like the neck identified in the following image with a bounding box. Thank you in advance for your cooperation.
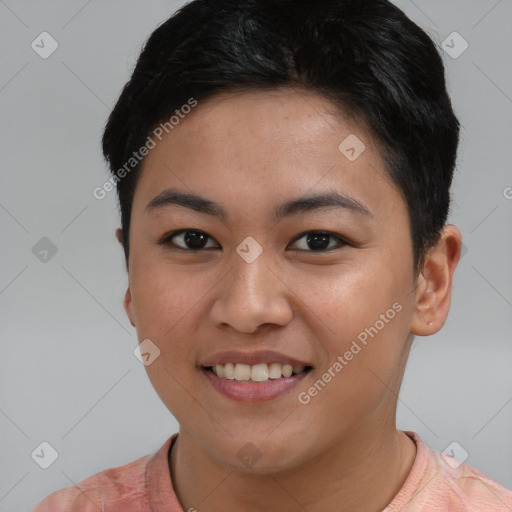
[169,421,417,512]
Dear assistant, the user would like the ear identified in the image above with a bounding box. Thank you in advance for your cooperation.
[115,227,123,245]
[124,287,136,327]
[117,228,135,326]
[116,227,130,272]
[410,224,462,335]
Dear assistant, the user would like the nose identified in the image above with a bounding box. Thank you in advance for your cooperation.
[209,250,293,334]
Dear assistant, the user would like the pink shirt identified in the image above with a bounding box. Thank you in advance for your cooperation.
[30,431,512,511]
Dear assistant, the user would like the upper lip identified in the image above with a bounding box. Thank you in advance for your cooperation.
[200,350,312,368]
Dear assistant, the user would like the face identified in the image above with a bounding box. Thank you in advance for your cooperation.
[123,89,448,472]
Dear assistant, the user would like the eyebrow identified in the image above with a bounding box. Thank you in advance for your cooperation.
[145,187,372,221]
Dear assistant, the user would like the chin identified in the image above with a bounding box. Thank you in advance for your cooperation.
[210,433,310,474]
[224,450,301,475]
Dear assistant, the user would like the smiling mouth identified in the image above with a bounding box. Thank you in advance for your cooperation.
[203,362,313,382]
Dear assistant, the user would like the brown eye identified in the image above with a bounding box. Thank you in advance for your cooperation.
[160,230,220,251]
[288,231,347,252]
[159,229,348,253]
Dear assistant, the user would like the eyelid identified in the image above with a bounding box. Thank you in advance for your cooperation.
[158,229,220,249]
[289,230,350,248]
[158,229,350,251]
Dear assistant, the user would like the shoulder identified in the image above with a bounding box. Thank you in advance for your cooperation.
[411,432,512,511]
[434,450,512,511]
[388,432,512,511]
[29,452,152,512]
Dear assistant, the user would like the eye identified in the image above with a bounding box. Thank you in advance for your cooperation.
[288,231,348,252]
[159,229,348,252]
[159,229,219,251]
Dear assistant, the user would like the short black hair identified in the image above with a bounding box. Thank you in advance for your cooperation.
[102,0,460,275]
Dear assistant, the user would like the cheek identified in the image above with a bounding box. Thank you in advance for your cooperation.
[299,312,410,431]
[295,262,412,398]
[129,262,214,399]
[292,260,405,341]
[131,260,205,338]
[132,263,206,414]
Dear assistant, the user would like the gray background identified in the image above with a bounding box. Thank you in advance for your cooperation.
[0,1,511,510]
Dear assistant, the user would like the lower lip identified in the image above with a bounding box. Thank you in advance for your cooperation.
[201,367,312,402]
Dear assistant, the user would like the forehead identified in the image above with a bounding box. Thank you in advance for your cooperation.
[133,89,404,224]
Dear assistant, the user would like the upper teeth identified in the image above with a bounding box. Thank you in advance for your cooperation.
[210,363,307,381]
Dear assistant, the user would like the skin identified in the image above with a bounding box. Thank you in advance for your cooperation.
[116,88,462,512]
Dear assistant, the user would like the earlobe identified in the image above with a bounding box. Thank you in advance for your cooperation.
[410,225,462,336]
[124,287,136,327]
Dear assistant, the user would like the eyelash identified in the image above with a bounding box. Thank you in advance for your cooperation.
[158,229,350,253]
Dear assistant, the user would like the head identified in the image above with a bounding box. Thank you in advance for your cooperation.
[102,0,462,472]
